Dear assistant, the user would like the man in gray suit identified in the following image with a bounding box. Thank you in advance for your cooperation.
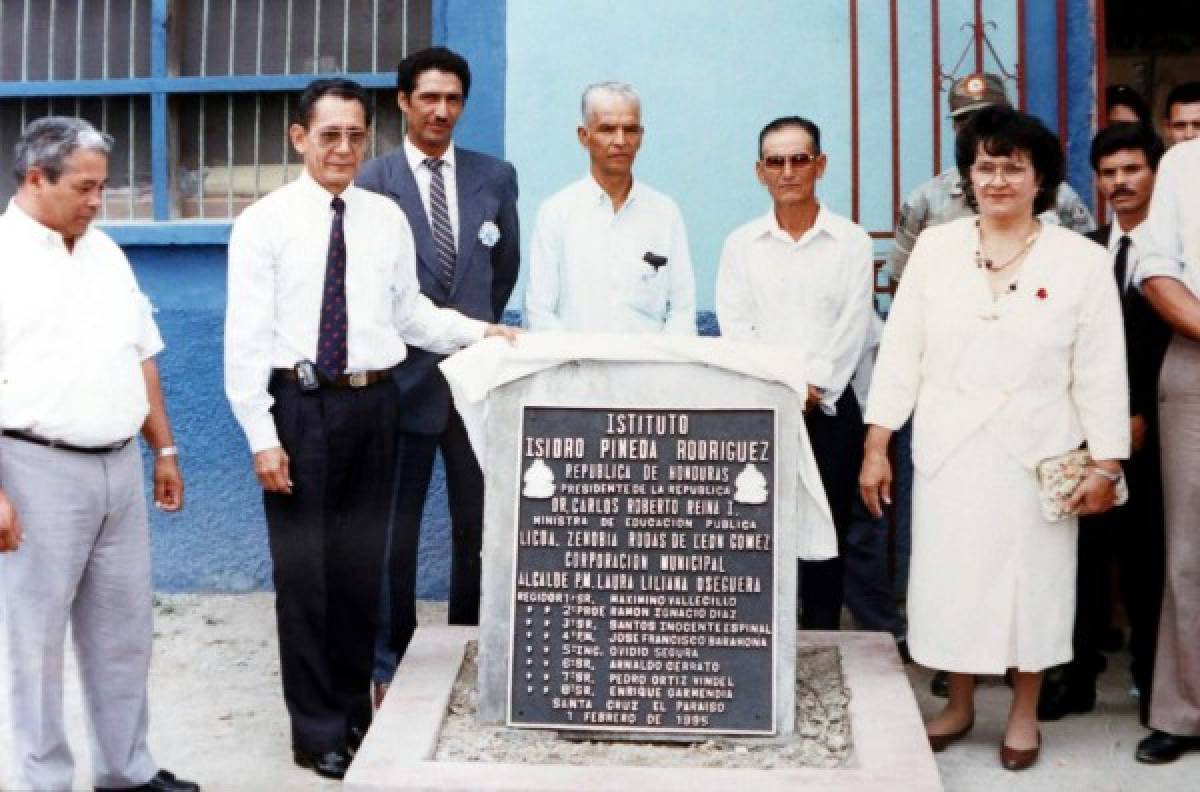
[357,46,519,702]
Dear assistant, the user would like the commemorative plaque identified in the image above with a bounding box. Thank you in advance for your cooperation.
[507,406,777,735]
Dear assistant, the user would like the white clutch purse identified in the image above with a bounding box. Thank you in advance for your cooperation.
[1035,449,1128,522]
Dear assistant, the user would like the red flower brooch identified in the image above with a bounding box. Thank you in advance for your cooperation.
[1036,288,1048,300]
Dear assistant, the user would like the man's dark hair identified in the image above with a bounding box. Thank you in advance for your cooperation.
[955,104,1064,215]
[1164,81,1200,117]
[758,116,821,158]
[1089,122,1165,171]
[295,78,372,128]
[396,46,471,99]
[1106,84,1151,126]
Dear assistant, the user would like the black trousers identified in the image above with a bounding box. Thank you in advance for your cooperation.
[1071,432,1165,697]
[385,408,484,668]
[798,389,865,630]
[264,375,399,755]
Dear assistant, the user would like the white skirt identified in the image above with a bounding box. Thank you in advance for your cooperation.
[907,426,1077,673]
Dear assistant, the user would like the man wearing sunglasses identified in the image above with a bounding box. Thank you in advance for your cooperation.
[716,116,875,631]
[224,78,516,780]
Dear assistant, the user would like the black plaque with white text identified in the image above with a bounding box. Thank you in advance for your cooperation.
[508,407,776,735]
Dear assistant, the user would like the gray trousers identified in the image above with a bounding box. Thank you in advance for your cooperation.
[1151,335,1200,736]
[0,437,158,791]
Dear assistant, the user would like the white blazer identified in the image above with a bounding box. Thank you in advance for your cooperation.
[865,217,1130,475]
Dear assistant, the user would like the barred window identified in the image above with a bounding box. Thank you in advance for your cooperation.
[0,0,153,81]
[173,0,429,76]
[0,0,429,221]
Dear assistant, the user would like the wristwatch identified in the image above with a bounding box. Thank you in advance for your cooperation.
[155,445,179,459]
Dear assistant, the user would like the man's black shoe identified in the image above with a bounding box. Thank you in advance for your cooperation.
[96,769,200,792]
[294,749,351,780]
[930,670,949,697]
[1037,674,1096,721]
[1135,731,1200,764]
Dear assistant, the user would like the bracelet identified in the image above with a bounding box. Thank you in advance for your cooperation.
[155,445,179,459]
[1089,466,1122,482]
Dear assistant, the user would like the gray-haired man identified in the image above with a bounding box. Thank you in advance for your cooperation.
[0,118,198,792]
[524,81,697,334]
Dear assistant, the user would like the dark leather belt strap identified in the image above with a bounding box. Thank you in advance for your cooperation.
[1,429,131,454]
[273,368,393,388]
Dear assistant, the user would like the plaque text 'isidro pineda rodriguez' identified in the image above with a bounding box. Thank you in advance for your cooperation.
[509,407,777,735]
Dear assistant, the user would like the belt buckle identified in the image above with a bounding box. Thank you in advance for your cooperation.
[348,371,369,388]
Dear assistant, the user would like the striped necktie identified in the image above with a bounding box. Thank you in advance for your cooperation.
[425,157,456,289]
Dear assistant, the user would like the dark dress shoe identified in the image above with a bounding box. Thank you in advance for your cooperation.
[927,716,974,752]
[1037,674,1096,721]
[96,769,200,792]
[1000,731,1041,771]
[293,749,351,780]
[930,670,949,697]
[1135,730,1200,764]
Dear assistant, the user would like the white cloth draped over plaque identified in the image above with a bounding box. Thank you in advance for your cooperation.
[440,332,836,560]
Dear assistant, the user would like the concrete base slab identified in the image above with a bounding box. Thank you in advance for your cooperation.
[347,627,941,791]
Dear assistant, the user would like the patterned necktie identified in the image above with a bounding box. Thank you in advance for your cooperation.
[1114,234,1131,297]
[316,196,348,379]
[425,157,457,288]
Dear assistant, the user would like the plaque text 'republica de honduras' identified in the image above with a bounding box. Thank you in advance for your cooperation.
[508,407,777,735]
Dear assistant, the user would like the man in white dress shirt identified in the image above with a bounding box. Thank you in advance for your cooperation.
[1040,123,1171,724]
[717,116,874,629]
[0,118,197,792]
[224,79,514,780]
[524,81,696,334]
[1130,137,1200,764]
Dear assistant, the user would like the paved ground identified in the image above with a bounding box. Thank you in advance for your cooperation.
[2,594,1198,790]
[907,655,1200,791]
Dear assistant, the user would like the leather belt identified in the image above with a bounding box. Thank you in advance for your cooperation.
[274,368,393,388]
[1,429,132,454]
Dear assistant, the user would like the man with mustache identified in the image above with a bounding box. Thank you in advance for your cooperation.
[356,46,520,709]
[1039,122,1171,724]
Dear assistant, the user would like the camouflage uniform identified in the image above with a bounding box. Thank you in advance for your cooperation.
[886,166,1095,281]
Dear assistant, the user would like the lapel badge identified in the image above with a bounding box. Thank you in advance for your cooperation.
[478,221,500,248]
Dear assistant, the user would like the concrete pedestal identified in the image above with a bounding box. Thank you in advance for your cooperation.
[346,627,942,791]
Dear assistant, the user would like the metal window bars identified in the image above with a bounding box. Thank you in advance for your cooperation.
[0,0,425,219]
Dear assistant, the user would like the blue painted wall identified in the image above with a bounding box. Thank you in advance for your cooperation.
[433,0,508,158]
[503,0,1098,314]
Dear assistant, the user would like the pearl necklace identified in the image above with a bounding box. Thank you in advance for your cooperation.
[975,219,1042,273]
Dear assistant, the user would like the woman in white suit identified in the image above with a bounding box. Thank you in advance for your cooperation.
[859,106,1129,771]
